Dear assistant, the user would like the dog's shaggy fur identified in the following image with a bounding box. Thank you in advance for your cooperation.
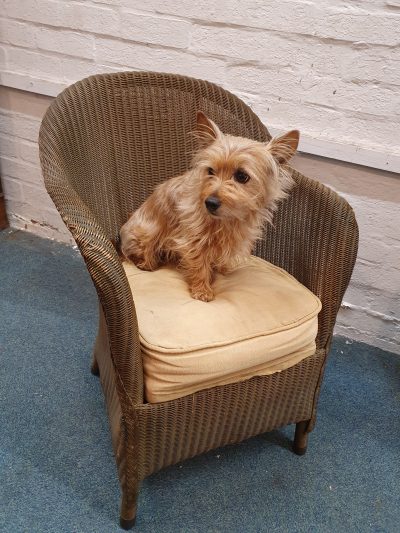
[120,112,299,301]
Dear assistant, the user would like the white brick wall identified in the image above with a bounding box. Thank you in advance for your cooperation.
[0,0,399,170]
[0,108,72,242]
[335,193,400,354]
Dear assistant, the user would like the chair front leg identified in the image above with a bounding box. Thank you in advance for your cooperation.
[120,483,140,530]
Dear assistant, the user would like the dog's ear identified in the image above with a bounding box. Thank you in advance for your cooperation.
[267,130,300,164]
[195,111,222,145]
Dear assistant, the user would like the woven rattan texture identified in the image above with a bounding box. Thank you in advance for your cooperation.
[135,349,325,478]
[39,71,358,525]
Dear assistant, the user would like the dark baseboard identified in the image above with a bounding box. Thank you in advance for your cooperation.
[0,181,9,230]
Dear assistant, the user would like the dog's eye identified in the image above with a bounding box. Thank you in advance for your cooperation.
[207,167,215,176]
[234,170,250,184]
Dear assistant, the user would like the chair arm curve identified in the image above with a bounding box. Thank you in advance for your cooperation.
[255,170,359,350]
[40,164,143,405]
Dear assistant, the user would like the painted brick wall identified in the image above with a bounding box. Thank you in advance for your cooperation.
[341,192,400,354]
[0,104,68,241]
[0,0,400,170]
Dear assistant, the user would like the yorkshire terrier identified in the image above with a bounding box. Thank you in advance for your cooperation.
[120,112,299,302]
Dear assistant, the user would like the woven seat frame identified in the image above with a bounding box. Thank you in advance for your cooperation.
[39,72,358,528]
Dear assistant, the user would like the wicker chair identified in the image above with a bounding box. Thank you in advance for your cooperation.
[39,72,358,529]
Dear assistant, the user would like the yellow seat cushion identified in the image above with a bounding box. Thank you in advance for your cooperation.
[123,256,322,403]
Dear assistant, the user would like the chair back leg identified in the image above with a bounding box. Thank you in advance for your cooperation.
[293,420,310,455]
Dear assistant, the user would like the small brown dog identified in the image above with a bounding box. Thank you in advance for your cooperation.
[120,112,299,302]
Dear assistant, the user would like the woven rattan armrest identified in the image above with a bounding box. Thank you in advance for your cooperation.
[255,169,359,351]
[39,162,144,405]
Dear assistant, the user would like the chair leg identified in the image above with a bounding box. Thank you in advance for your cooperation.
[120,486,139,530]
[293,420,309,456]
[90,355,99,376]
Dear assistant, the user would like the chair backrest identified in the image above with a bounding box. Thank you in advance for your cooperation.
[40,72,359,352]
[40,72,270,241]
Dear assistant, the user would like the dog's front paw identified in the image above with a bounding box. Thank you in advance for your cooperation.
[190,286,215,302]
[217,265,231,276]
[136,259,157,271]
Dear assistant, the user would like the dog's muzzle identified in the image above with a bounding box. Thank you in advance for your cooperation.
[205,196,221,214]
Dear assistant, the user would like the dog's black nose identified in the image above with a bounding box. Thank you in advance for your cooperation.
[205,196,221,213]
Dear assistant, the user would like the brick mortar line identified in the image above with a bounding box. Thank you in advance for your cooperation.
[2,66,398,127]
[335,322,400,346]
[2,12,400,51]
